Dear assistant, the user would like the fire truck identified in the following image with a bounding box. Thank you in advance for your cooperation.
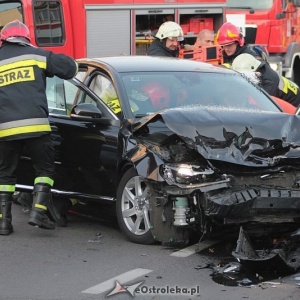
[225,0,300,86]
[0,0,225,58]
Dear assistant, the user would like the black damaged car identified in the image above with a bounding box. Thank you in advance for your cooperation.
[16,56,300,245]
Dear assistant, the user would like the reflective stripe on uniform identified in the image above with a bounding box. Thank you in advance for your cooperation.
[0,118,51,138]
[0,55,47,87]
[0,124,51,138]
[34,203,47,211]
[0,185,15,192]
[281,76,298,95]
[107,99,122,114]
[0,118,50,130]
[34,177,54,187]
[0,55,47,71]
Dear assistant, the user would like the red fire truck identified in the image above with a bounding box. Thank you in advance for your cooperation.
[225,0,300,85]
[0,0,225,58]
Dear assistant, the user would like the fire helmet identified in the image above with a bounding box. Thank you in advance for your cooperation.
[232,53,262,72]
[141,81,170,110]
[155,21,184,41]
[1,20,31,43]
[216,22,244,46]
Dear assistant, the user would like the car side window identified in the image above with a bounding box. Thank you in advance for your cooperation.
[47,77,84,115]
[89,75,121,115]
[46,77,67,115]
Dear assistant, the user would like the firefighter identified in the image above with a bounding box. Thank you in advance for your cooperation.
[232,53,300,108]
[141,81,171,110]
[216,22,260,65]
[100,83,121,115]
[0,20,78,235]
[147,21,184,57]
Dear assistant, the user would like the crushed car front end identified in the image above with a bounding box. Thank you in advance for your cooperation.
[131,106,300,244]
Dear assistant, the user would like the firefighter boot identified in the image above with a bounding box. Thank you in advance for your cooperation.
[28,184,55,230]
[0,193,14,235]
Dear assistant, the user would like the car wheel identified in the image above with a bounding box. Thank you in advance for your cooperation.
[116,168,155,244]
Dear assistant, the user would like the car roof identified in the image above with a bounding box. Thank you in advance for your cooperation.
[76,55,232,73]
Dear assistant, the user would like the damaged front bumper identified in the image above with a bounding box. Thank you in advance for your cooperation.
[149,164,300,237]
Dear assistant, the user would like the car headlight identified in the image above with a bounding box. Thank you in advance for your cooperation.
[161,163,214,185]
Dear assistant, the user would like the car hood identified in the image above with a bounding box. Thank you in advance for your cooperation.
[133,105,300,167]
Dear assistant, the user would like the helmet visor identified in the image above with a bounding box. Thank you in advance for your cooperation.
[168,36,184,42]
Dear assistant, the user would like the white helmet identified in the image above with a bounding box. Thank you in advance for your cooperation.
[155,21,184,41]
[232,53,262,72]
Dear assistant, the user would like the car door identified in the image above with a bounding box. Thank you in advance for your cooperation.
[16,77,120,202]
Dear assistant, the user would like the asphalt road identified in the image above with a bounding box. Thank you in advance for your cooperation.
[0,203,299,300]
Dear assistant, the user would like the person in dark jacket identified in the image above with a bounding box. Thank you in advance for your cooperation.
[216,22,263,65]
[232,53,300,107]
[0,20,78,235]
[147,21,184,57]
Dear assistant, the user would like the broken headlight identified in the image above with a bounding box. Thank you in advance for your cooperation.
[161,163,214,185]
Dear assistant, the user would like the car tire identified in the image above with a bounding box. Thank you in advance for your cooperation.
[116,167,155,245]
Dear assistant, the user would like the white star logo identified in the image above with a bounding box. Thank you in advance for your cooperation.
[106,280,144,297]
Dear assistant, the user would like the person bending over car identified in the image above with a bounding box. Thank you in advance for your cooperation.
[0,20,78,235]
[232,53,300,108]
[147,21,184,57]
[216,22,266,66]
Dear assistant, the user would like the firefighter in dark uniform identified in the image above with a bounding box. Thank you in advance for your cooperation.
[232,53,300,107]
[0,20,78,235]
[147,21,184,57]
[216,22,264,66]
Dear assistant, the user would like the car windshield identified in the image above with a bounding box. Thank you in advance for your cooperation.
[121,71,281,117]
[226,0,273,10]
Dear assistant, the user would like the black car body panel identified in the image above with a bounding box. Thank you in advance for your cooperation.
[136,106,300,167]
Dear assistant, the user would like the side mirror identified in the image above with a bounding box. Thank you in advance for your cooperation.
[70,103,102,120]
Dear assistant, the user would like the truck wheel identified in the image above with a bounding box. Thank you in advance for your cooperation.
[116,168,155,244]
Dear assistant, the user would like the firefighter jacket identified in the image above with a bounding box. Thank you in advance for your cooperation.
[223,45,258,65]
[147,39,179,57]
[0,42,78,141]
[258,61,300,107]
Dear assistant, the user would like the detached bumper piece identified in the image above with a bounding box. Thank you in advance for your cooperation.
[232,227,300,276]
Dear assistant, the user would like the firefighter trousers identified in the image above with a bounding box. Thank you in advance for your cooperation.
[0,134,55,188]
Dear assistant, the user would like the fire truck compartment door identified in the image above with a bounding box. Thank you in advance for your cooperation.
[86,9,130,57]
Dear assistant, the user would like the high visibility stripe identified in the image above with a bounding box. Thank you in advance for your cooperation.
[34,203,47,211]
[0,118,49,130]
[0,55,47,72]
[281,76,298,95]
[0,214,2,218]
[34,177,54,186]
[0,185,15,192]
[0,54,47,65]
[0,124,51,138]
